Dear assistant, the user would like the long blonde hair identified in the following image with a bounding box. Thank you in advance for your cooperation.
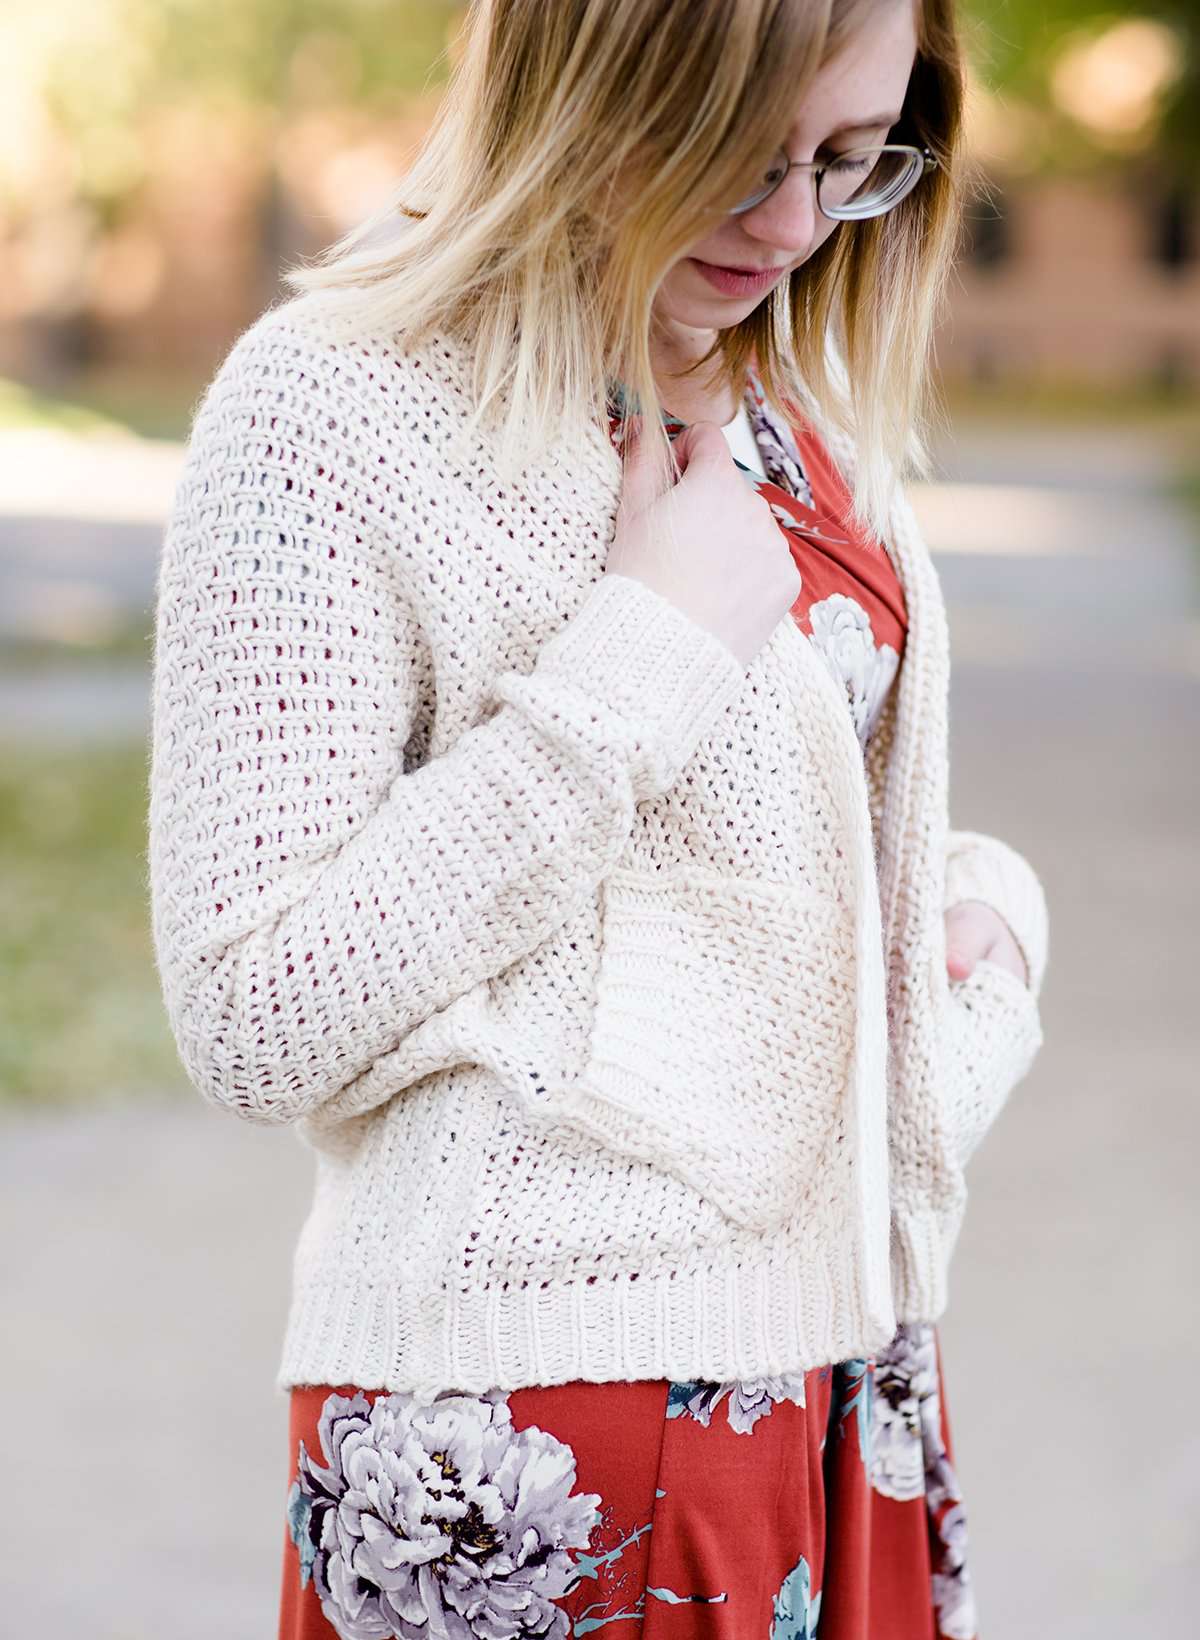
[282,0,967,539]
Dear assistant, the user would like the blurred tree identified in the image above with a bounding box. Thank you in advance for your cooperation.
[1154,3,1200,175]
[10,1,1194,225]
[3,0,1194,378]
[10,0,462,220]
[2,1,466,363]
[961,1,1196,180]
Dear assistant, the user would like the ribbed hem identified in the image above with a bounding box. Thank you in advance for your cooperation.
[889,1201,965,1325]
[944,829,1050,999]
[274,1230,898,1399]
[533,572,748,800]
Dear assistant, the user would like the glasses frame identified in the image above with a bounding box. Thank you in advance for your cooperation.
[726,142,939,221]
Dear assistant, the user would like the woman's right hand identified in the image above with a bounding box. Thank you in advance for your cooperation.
[606,415,802,669]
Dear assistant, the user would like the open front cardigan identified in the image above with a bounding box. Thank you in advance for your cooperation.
[148,293,1049,1399]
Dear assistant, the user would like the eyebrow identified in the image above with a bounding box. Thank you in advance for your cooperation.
[826,111,903,135]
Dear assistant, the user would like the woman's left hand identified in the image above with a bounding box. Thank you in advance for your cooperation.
[944,900,1029,988]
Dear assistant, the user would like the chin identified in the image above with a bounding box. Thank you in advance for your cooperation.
[657,270,762,328]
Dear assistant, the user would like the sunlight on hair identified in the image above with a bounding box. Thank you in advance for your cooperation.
[281,0,968,543]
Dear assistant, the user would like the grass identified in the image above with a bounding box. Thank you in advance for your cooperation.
[0,737,188,1107]
[0,617,156,672]
[1169,466,1200,533]
[939,376,1200,425]
[0,369,199,443]
[0,375,132,438]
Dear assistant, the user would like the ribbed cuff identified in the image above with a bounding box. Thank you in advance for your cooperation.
[944,829,1050,1000]
[939,958,1045,1169]
[530,572,748,800]
[890,1199,965,1325]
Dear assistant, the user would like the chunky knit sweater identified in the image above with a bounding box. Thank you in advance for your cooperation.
[148,294,1049,1399]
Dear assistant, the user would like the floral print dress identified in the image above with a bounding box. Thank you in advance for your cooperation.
[278,368,979,1640]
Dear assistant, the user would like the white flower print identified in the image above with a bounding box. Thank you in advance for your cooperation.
[806,593,900,750]
[870,1324,980,1640]
[287,1386,601,1640]
[667,1374,808,1433]
[930,1499,979,1640]
[869,1327,939,1502]
[744,378,815,507]
[924,1442,979,1639]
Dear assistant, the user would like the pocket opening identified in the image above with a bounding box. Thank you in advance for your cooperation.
[533,865,859,1235]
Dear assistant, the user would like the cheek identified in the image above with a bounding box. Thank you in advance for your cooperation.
[681,219,738,265]
[810,217,843,260]
[651,259,705,326]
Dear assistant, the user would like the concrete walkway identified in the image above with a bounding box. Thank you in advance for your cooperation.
[2,414,1198,1637]
[915,416,1200,1639]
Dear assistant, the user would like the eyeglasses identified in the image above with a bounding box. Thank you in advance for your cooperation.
[726,143,938,221]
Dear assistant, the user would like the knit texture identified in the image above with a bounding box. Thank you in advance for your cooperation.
[148,294,1049,1397]
[937,957,1045,1170]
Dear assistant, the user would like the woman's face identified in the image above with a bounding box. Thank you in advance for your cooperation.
[652,0,919,336]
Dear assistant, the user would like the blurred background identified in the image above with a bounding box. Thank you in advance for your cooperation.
[1,3,1197,1636]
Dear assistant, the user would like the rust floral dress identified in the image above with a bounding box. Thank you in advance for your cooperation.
[278,367,980,1640]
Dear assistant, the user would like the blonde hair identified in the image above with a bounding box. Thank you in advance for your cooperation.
[282,0,967,540]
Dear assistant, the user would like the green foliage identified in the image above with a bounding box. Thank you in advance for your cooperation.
[34,0,462,209]
[0,376,127,437]
[961,1,1196,177]
[22,2,1196,212]
[0,737,187,1106]
[143,0,460,109]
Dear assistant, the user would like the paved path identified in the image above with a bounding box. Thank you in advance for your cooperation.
[2,416,1198,1637]
[918,413,1199,1638]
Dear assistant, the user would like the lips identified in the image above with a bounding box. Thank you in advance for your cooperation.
[689,257,787,297]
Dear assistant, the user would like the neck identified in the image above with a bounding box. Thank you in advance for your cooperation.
[648,315,738,425]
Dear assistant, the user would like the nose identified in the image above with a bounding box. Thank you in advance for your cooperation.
[737,169,818,260]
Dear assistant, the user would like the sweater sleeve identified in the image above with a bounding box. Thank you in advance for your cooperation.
[944,827,1050,999]
[937,827,1050,1168]
[147,321,748,1126]
[938,958,1045,1169]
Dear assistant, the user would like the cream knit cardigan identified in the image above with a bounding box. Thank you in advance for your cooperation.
[148,294,1049,1399]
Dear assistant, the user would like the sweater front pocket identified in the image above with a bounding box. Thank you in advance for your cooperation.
[536,864,858,1235]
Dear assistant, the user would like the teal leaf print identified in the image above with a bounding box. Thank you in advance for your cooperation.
[566,1516,654,1590]
[284,1478,316,1589]
[647,1583,728,1607]
[572,1598,648,1636]
[836,1357,874,1469]
[666,1380,706,1417]
[771,1552,822,1640]
[567,1505,727,1635]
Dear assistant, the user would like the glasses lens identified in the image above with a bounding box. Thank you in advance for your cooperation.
[820,147,921,219]
[728,148,789,215]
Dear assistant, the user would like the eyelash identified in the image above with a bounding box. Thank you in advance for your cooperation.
[817,132,888,161]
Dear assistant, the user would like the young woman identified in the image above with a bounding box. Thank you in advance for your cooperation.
[148,1,1050,1635]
